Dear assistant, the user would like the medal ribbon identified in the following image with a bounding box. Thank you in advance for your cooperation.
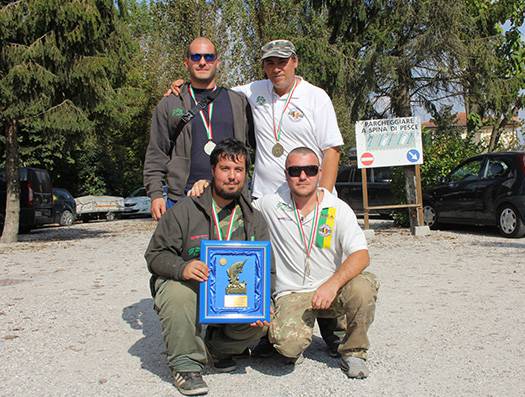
[271,78,298,143]
[211,200,238,241]
[188,85,215,141]
[291,192,321,279]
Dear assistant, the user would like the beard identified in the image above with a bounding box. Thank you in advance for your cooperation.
[213,184,243,200]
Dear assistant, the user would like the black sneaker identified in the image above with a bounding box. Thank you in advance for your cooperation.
[251,336,276,358]
[213,357,237,373]
[173,372,208,396]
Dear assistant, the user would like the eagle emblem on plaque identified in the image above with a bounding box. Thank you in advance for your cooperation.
[224,260,248,308]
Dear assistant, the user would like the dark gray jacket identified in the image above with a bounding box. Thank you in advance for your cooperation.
[143,84,255,201]
[144,186,271,296]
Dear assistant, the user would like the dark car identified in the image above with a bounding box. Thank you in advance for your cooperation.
[335,164,397,216]
[0,167,54,233]
[423,151,525,238]
[52,188,76,226]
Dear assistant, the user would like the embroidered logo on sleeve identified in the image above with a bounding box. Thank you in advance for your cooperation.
[171,107,185,118]
[315,207,336,248]
[188,246,200,257]
[256,95,266,105]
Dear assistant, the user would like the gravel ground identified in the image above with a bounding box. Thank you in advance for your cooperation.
[0,218,524,397]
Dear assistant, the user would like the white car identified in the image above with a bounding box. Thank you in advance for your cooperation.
[122,186,168,217]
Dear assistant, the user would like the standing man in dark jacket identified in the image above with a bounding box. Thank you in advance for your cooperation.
[145,139,268,396]
[143,37,254,220]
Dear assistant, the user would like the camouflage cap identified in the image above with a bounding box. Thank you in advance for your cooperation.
[261,39,296,60]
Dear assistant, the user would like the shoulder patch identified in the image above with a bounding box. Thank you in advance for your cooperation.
[171,107,185,118]
[256,95,266,105]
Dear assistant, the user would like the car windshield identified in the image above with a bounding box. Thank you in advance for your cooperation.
[130,187,146,197]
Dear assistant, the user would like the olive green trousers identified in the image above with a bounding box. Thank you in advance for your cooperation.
[154,278,265,372]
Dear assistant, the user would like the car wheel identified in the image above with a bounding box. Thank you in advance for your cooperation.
[59,210,74,226]
[497,205,525,238]
[106,212,116,221]
[423,203,439,229]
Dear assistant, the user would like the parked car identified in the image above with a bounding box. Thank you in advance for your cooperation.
[335,164,397,216]
[121,185,168,218]
[75,195,125,222]
[52,188,76,226]
[0,167,54,233]
[423,151,525,238]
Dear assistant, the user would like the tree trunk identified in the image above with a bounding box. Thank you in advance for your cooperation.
[1,120,20,244]
[488,113,511,152]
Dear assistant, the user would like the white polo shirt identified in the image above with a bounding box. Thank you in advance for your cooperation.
[253,187,368,297]
[234,79,344,198]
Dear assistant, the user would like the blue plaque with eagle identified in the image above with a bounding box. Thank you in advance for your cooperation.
[199,240,271,324]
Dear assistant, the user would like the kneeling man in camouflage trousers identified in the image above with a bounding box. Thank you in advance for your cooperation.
[145,139,268,395]
[253,147,379,378]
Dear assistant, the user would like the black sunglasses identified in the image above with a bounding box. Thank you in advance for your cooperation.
[189,53,216,62]
[286,165,319,177]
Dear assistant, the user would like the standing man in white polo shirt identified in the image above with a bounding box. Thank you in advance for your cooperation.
[234,39,343,198]
[253,147,379,379]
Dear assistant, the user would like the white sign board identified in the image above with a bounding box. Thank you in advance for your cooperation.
[355,117,423,168]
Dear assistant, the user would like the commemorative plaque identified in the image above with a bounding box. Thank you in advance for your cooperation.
[199,240,271,324]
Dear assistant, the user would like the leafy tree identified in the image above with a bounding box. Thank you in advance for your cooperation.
[460,0,525,151]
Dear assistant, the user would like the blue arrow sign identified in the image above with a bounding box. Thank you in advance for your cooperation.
[406,149,420,163]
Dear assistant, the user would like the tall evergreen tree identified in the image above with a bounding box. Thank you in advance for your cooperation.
[0,0,135,242]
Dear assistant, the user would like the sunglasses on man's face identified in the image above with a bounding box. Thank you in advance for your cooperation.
[286,165,319,177]
[189,53,217,63]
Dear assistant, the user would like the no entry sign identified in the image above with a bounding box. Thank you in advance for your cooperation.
[360,152,374,166]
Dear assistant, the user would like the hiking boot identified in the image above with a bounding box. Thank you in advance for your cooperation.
[325,335,341,358]
[233,348,250,358]
[173,371,208,396]
[213,357,237,373]
[340,356,369,379]
[282,353,304,366]
[251,336,276,358]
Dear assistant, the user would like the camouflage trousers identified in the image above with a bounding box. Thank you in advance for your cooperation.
[269,272,379,360]
[154,278,265,372]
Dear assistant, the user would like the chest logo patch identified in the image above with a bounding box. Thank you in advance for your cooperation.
[172,107,185,118]
[288,109,304,121]
[319,224,332,237]
[256,95,266,105]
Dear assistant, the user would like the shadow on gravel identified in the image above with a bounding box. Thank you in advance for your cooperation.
[470,240,525,248]
[249,335,339,376]
[303,335,340,368]
[122,298,172,384]
[18,227,109,242]
[434,223,502,237]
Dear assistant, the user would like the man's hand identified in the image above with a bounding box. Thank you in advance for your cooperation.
[312,281,339,310]
[250,307,274,328]
[163,79,185,97]
[250,320,270,328]
[187,179,210,197]
[182,260,209,282]
[151,197,166,221]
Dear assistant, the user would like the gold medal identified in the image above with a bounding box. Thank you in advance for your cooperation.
[204,140,216,156]
[272,142,284,157]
